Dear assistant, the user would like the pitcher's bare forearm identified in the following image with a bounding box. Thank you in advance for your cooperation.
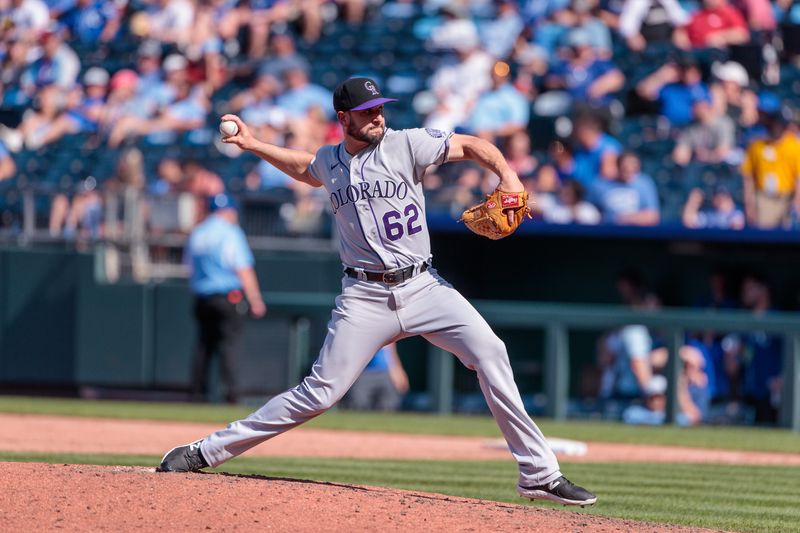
[220,113,321,186]
[246,139,320,186]
[448,134,523,191]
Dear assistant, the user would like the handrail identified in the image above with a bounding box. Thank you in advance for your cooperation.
[262,293,800,431]
[263,293,800,332]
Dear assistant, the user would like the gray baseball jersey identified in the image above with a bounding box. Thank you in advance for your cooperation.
[307,127,447,270]
[199,127,562,488]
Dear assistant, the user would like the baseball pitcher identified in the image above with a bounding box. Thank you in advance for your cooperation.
[157,77,596,507]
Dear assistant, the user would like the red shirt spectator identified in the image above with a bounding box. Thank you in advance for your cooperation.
[685,0,749,49]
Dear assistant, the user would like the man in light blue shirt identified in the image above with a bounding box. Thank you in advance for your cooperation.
[479,0,525,59]
[467,61,530,141]
[248,160,294,191]
[185,193,266,403]
[572,113,623,187]
[589,151,660,225]
[275,66,333,119]
[602,325,654,399]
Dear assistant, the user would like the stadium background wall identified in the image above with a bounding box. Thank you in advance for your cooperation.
[2,230,800,398]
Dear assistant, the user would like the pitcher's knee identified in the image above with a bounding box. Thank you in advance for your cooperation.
[470,336,511,369]
[298,378,342,414]
[485,336,509,360]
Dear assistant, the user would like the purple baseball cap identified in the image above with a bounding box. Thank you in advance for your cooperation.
[333,77,398,112]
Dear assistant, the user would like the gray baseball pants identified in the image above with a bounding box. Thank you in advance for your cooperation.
[200,268,562,487]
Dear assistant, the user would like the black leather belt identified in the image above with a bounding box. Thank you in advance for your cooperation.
[344,261,429,284]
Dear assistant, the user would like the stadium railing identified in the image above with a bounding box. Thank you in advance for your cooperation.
[264,292,800,431]
[0,186,338,281]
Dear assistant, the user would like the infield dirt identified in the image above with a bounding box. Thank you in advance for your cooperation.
[0,413,779,531]
[1,462,717,533]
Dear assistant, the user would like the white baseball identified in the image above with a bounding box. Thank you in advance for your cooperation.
[219,120,238,137]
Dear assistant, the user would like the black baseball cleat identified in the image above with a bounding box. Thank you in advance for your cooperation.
[517,476,597,507]
[156,440,209,472]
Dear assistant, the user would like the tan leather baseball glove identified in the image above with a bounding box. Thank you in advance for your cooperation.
[459,189,532,240]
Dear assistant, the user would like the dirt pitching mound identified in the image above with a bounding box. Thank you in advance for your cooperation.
[1,462,716,533]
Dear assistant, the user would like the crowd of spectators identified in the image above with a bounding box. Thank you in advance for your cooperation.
[589,269,784,426]
[1,0,800,239]
[414,0,800,232]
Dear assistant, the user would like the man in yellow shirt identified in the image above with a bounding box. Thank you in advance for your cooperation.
[741,94,800,229]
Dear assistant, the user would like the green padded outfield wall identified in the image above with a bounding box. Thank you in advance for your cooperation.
[0,248,80,384]
[0,247,343,390]
[151,283,196,388]
[73,249,342,390]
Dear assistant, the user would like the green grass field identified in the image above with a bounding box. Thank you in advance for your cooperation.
[2,396,799,532]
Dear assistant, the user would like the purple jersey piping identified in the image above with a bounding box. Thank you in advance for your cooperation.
[442,134,452,164]
[361,145,402,269]
[337,144,387,270]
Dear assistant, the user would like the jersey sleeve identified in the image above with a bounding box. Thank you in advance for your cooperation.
[307,145,331,186]
[405,128,454,174]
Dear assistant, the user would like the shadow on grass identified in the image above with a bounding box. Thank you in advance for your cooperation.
[202,470,373,493]
[200,470,525,509]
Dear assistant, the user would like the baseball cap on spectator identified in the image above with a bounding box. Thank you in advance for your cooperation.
[209,193,238,212]
[571,0,592,13]
[757,91,782,115]
[643,375,667,397]
[453,25,480,51]
[138,39,162,59]
[516,43,548,65]
[163,54,188,73]
[713,183,732,196]
[439,4,467,18]
[533,91,571,116]
[565,28,592,48]
[76,175,98,194]
[712,61,749,87]
[110,69,139,90]
[268,27,293,42]
[333,77,398,112]
[39,22,66,42]
[675,52,699,69]
[83,67,109,87]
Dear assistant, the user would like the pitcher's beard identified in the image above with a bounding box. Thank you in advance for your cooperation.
[348,123,385,144]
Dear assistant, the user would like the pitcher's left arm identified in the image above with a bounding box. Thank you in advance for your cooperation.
[447,134,524,193]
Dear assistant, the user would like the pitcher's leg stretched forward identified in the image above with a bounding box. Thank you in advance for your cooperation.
[157,270,596,506]
[178,277,400,466]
